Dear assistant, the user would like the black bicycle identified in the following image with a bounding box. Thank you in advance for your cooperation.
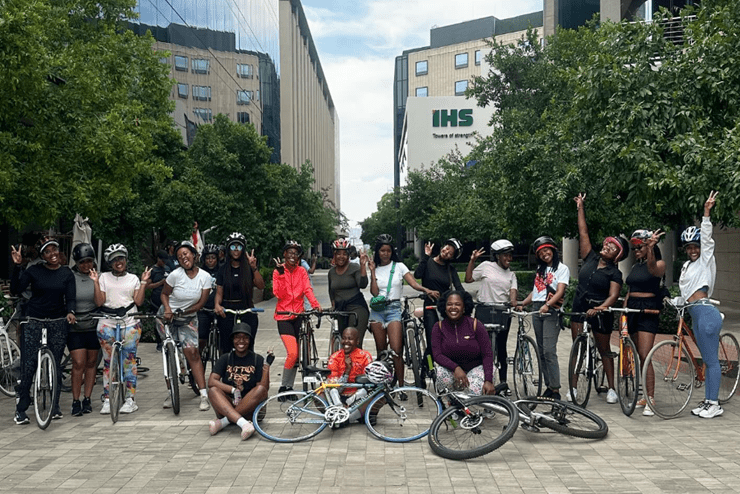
[400,295,429,391]
[319,310,358,357]
[276,310,321,392]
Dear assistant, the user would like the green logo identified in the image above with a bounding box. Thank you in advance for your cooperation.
[432,109,473,127]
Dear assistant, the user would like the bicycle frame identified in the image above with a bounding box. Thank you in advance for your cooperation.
[663,303,705,383]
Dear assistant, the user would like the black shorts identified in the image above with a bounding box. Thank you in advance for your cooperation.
[277,319,301,338]
[626,297,661,335]
[67,331,101,352]
[571,297,614,335]
[198,310,217,340]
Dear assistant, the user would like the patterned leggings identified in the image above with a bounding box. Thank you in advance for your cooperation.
[97,322,142,399]
[16,319,68,413]
[435,364,486,395]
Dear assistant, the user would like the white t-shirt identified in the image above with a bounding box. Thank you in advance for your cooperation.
[98,272,140,326]
[531,264,570,302]
[166,267,212,311]
[472,261,518,304]
[374,262,410,300]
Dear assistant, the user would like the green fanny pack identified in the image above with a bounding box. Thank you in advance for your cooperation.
[370,262,395,311]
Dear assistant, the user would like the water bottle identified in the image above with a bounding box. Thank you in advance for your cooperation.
[328,388,342,406]
[346,388,367,406]
[233,388,242,406]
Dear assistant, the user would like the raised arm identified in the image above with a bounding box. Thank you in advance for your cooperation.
[645,229,666,278]
[465,248,484,283]
[574,193,593,260]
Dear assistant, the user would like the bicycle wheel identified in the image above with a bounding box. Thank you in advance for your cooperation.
[718,333,740,403]
[405,322,424,389]
[0,336,21,397]
[109,345,123,424]
[617,337,640,416]
[329,320,341,358]
[188,366,199,396]
[567,335,592,407]
[252,392,328,442]
[593,353,607,394]
[427,395,519,460]
[34,348,57,430]
[165,342,180,415]
[60,349,72,393]
[364,387,441,442]
[300,328,310,392]
[642,339,694,419]
[525,398,608,439]
[512,335,542,400]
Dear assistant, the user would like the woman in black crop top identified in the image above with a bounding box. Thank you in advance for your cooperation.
[625,229,665,415]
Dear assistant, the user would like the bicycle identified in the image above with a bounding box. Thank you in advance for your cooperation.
[319,310,358,358]
[399,295,428,390]
[159,312,200,415]
[0,298,22,397]
[565,310,608,408]
[642,298,740,419]
[507,309,545,400]
[199,308,220,373]
[276,309,321,392]
[253,356,441,443]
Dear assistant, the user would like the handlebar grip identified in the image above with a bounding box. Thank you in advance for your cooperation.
[275,311,290,315]
[252,308,265,313]
[643,309,661,315]
[710,299,721,306]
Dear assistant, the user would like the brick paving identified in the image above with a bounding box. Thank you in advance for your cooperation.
[1,271,740,493]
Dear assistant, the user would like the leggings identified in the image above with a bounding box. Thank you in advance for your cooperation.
[435,364,485,395]
[278,319,301,388]
[17,319,68,413]
[689,303,723,402]
[97,321,142,399]
[216,311,259,354]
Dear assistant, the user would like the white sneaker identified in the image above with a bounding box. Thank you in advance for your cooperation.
[163,396,172,409]
[120,398,138,414]
[100,399,110,415]
[199,395,210,411]
[699,402,723,419]
[606,388,618,404]
[566,389,576,402]
[642,397,655,416]
[691,400,709,416]
[240,420,255,440]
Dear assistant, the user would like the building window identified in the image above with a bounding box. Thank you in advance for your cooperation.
[174,55,188,71]
[237,90,253,105]
[237,63,253,78]
[193,85,211,101]
[193,108,212,122]
[415,60,428,76]
[475,50,482,66]
[192,58,210,74]
[455,53,468,69]
[455,80,468,95]
[415,87,428,97]
[256,90,260,101]
[177,83,188,99]
[237,112,250,124]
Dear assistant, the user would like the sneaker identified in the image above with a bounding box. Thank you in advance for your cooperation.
[163,395,172,409]
[542,388,554,399]
[240,420,255,440]
[566,389,577,402]
[156,343,163,352]
[14,411,30,425]
[606,389,618,404]
[551,391,561,401]
[199,395,210,411]
[209,419,224,436]
[100,399,110,414]
[699,402,724,419]
[82,397,93,414]
[52,408,63,420]
[71,400,83,417]
[120,398,138,414]
[642,397,655,416]
[277,386,293,403]
[636,397,647,408]
[691,400,709,416]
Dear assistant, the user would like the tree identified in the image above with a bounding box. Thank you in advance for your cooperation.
[360,192,400,246]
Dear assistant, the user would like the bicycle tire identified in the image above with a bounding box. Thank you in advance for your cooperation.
[300,325,310,392]
[593,352,607,394]
[34,348,57,430]
[520,398,608,439]
[60,348,72,393]
[406,322,424,389]
[642,339,693,419]
[718,332,740,403]
[512,335,542,400]
[165,342,180,415]
[209,327,221,371]
[427,395,519,460]
[364,386,441,442]
[617,337,640,416]
[252,392,328,442]
[0,336,20,397]
[329,319,341,358]
[568,335,592,407]
[188,366,199,396]
[109,345,123,424]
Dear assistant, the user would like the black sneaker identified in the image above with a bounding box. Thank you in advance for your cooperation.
[551,392,561,401]
[277,386,294,403]
[71,400,83,417]
[52,409,63,420]
[542,388,554,399]
[14,411,30,425]
[82,397,93,414]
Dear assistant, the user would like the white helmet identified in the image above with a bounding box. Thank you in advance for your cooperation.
[490,239,514,254]
[365,361,394,385]
[104,243,128,264]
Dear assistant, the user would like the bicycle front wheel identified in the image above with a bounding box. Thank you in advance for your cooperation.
[568,335,592,407]
[617,337,641,416]
[253,392,328,442]
[109,345,123,424]
[365,387,441,442]
[165,342,180,415]
[718,333,740,403]
[405,322,424,389]
[522,398,608,439]
[0,336,21,397]
[512,335,542,400]
[34,348,57,430]
[428,395,519,460]
[642,339,694,419]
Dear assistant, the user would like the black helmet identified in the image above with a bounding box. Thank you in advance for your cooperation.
[72,243,95,262]
[282,240,303,255]
[375,234,393,246]
[203,244,220,256]
[532,236,557,254]
[444,238,463,259]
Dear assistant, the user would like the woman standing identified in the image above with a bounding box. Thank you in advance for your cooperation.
[10,237,76,424]
[327,239,369,348]
[68,243,101,416]
[368,234,434,386]
[214,233,264,353]
[518,236,569,401]
[95,244,150,414]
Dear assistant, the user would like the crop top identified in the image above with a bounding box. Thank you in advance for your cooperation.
[625,261,661,295]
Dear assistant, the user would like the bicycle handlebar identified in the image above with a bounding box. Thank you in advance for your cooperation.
[276,309,321,317]
[23,316,67,324]
[605,307,661,315]
[223,308,265,314]
[509,310,552,318]
[317,310,358,327]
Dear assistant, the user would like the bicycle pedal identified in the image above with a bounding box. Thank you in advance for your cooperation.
[521,423,540,433]
[595,386,609,393]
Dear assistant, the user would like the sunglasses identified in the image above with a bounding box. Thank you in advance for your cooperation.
[230,244,244,251]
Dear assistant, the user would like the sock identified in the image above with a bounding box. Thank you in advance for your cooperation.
[708,400,719,405]
[200,388,208,398]
[220,417,230,427]
[236,417,248,428]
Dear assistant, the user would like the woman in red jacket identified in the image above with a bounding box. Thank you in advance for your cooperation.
[272,240,321,398]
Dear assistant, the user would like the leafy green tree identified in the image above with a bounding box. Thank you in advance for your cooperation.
[360,192,400,246]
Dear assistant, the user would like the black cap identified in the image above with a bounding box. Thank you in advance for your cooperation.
[232,322,253,339]
[157,250,169,260]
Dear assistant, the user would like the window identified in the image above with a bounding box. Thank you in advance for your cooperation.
[192,58,210,74]
[237,90,253,105]
[415,87,428,97]
[193,108,212,122]
[237,63,253,78]
[177,83,188,99]
[174,55,188,71]
[237,112,250,124]
[256,90,260,101]
[455,80,468,95]
[193,85,211,101]
[475,50,482,66]
[415,60,428,76]
[455,53,468,69]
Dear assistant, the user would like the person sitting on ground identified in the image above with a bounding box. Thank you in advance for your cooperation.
[208,323,273,440]
[325,327,373,424]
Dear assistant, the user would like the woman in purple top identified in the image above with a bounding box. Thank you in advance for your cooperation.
[431,290,495,395]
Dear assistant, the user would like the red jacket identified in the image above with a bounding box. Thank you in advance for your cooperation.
[273,264,319,320]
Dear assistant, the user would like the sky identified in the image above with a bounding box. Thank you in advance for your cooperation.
[300,0,543,232]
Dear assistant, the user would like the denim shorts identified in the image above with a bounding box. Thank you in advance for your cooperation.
[369,301,403,327]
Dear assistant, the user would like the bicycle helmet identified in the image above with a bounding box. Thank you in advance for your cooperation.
[225,232,246,249]
[532,236,557,253]
[38,237,59,255]
[364,360,394,385]
[175,240,198,256]
[630,229,652,247]
[104,243,128,263]
[72,243,95,262]
[681,226,700,247]
[444,238,463,259]
[491,239,514,254]
[375,234,393,246]
[331,238,351,252]
[604,236,629,262]
[203,244,220,256]
[282,240,303,255]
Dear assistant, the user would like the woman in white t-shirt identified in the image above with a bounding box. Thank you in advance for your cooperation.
[159,241,212,411]
[95,244,151,415]
[368,234,432,385]
[518,236,569,401]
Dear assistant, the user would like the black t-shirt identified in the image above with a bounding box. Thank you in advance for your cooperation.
[11,264,76,318]
[414,254,463,302]
[216,263,254,310]
[212,351,264,393]
[626,261,661,295]
[573,250,623,305]
[150,265,167,308]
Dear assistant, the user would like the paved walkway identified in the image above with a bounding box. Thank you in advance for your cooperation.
[1,271,739,493]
